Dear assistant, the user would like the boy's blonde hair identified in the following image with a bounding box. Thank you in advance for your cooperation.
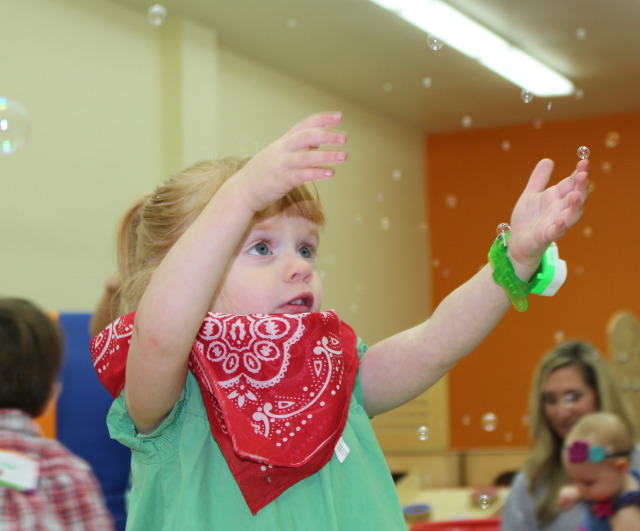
[115,157,325,314]
[524,340,637,524]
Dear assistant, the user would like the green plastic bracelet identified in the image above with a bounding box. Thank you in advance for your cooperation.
[487,228,539,312]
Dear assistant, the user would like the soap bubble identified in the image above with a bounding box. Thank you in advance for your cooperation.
[520,90,533,104]
[461,115,472,128]
[286,18,297,29]
[481,412,498,432]
[147,4,167,26]
[501,140,511,151]
[0,97,31,155]
[445,194,458,208]
[575,88,585,100]
[547,101,553,111]
[462,415,471,426]
[380,217,390,230]
[427,34,444,51]
[382,82,393,93]
[601,161,611,173]
[391,169,402,181]
[422,77,432,88]
[417,425,429,441]
[554,329,566,343]
[605,131,620,148]
[582,226,592,238]
[576,28,587,40]
[478,494,492,509]
[577,146,590,159]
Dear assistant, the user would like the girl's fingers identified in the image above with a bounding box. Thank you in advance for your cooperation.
[286,112,343,137]
[284,127,347,153]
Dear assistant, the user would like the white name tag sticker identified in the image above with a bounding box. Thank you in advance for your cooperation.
[0,450,39,491]
[334,436,350,463]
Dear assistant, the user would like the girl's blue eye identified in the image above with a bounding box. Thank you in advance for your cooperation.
[250,242,270,256]
[298,245,314,259]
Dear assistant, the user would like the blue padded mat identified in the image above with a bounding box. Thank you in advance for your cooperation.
[57,313,129,530]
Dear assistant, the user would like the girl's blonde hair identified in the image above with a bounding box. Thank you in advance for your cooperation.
[115,157,325,314]
[524,340,637,525]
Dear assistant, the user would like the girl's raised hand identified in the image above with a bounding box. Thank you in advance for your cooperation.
[507,158,589,273]
[232,112,348,214]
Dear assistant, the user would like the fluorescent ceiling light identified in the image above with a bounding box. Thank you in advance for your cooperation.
[370,0,574,97]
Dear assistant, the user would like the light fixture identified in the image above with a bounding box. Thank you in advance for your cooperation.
[370,0,574,97]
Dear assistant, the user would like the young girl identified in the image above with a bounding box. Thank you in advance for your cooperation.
[91,112,589,529]
[559,412,640,530]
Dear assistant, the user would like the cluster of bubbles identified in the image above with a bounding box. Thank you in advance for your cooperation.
[0,97,30,155]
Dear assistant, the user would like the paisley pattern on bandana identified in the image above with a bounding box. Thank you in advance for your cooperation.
[90,310,358,514]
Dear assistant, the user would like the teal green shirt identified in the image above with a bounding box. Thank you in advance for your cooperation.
[107,339,405,530]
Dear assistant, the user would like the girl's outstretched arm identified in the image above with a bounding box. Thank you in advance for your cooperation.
[125,112,347,433]
[360,158,589,417]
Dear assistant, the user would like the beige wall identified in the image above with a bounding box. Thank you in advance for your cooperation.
[1,0,432,355]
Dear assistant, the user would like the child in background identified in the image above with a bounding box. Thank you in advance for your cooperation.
[0,297,115,530]
[91,111,589,529]
[559,412,640,530]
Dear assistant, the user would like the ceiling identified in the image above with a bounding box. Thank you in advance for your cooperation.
[113,0,640,135]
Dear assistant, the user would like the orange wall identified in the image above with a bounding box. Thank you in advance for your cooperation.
[426,111,640,448]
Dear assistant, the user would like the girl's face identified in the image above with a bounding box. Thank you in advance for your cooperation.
[541,365,598,439]
[210,211,323,315]
[566,460,625,502]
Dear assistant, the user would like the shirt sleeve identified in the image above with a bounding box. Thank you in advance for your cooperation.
[106,374,191,461]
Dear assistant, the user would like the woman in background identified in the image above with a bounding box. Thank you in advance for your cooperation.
[501,340,640,530]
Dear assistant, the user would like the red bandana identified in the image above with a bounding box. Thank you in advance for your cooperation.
[90,310,358,514]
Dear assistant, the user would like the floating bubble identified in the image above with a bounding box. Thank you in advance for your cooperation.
[349,302,359,314]
[376,192,384,202]
[532,118,543,130]
[521,89,533,104]
[441,267,451,278]
[419,222,428,233]
[576,28,587,40]
[577,146,590,159]
[392,169,402,181]
[478,494,492,509]
[445,194,458,208]
[605,131,620,148]
[575,88,585,100]
[382,82,393,93]
[501,140,511,151]
[417,425,429,441]
[147,4,167,26]
[481,412,498,432]
[601,161,612,173]
[521,415,529,426]
[422,76,432,88]
[431,258,440,268]
[462,415,471,426]
[286,17,297,29]
[547,101,553,111]
[427,34,444,51]
[0,97,30,155]
[354,214,363,225]
[380,217,390,230]
[461,115,472,128]
[554,329,566,343]
[574,264,585,276]
[582,226,592,238]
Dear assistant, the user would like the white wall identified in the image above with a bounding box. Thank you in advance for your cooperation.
[0,0,430,346]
